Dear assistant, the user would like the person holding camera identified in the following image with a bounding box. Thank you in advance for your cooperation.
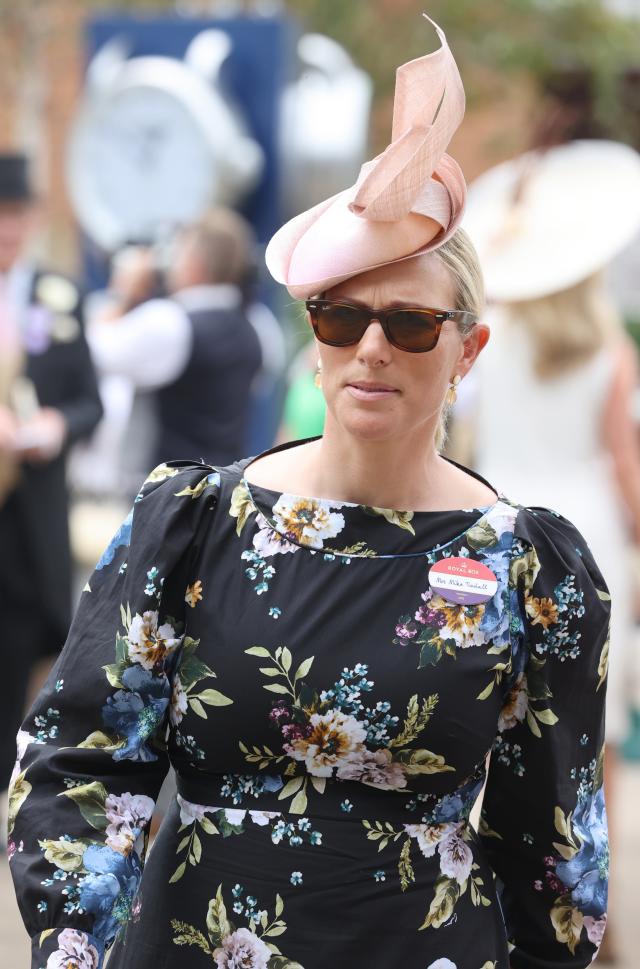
[87,208,263,470]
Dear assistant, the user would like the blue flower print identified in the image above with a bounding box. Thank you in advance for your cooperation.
[555,787,608,918]
[96,510,133,571]
[79,843,143,945]
[102,666,170,762]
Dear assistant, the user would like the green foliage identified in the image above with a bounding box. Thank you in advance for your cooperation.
[287,0,639,144]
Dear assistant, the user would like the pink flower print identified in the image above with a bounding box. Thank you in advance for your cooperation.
[46,929,100,969]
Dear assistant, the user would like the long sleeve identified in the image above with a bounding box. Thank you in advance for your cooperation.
[8,460,220,969]
[480,507,610,968]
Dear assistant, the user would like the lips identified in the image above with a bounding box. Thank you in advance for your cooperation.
[346,381,399,401]
[348,381,398,393]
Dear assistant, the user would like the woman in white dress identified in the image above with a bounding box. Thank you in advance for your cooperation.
[460,139,640,964]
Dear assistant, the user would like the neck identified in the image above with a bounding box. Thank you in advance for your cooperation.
[304,416,446,510]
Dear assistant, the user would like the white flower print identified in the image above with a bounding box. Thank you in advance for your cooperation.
[212,926,271,969]
[337,748,407,789]
[426,960,457,969]
[9,729,34,788]
[224,808,247,826]
[583,915,607,948]
[286,710,367,777]
[440,606,486,649]
[438,832,473,885]
[104,792,155,855]
[498,673,529,732]
[404,822,472,885]
[46,928,100,969]
[127,610,181,670]
[170,674,188,726]
[403,823,459,859]
[247,809,280,826]
[252,514,299,558]
[271,494,346,549]
[177,794,218,826]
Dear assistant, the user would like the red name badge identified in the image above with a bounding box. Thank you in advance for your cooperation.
[428,556,498,606]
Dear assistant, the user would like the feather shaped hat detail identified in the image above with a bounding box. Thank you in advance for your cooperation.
[265,16,467,300]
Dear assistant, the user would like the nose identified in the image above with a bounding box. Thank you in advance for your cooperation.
[356,318,392,367]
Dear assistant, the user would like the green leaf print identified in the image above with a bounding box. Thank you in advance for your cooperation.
[174,474,217,500]
[420,874,460,930]
[102,661,128,689]
[115,631,129,664]
[194,688,233,707]
[246,646,272,658]
[418,640,442,668]
[59,781,108,831]
[38,838,89,873]
[171,919,211,952]
[229,482,256,536]
[179,653,217,692]
[361,505,416,535]
[206,885,231,944]
[398,836,415,891]
[389,694,438,748]
[76,730,125,753]
[466,520,498,550]
[172,885,297,964]
[7,770,31,836]
[294,657,314,681]
[395,748,455,775]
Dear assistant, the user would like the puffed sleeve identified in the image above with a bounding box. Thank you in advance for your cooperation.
[480,507,610,968]
[8,460,221,969]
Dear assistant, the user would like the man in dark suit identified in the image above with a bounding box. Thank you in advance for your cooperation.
[0,154,103,792]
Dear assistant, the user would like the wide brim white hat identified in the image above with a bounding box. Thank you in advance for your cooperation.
[463,139,640,303]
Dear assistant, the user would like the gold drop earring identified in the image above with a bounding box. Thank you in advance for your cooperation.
[445,374,461,406]
[314,360,323,389]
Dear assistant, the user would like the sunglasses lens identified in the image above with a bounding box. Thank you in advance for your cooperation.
[387,311,439,351]
[312,303,368,345]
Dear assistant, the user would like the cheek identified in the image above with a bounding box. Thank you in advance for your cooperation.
[404,351,451,404]
[317,346,349,390]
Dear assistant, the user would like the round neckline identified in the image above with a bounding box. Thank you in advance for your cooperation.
[239,436,503,518]
[237,442,509,559]
[242,474,498,518]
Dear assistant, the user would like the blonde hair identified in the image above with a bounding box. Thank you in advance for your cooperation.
[435,227,485,324]
[433,228,485,449]
[505,273,618,379]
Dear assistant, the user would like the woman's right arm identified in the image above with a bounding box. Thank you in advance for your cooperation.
[8,461,219,969]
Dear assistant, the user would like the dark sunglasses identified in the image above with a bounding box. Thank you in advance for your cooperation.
[305,299,476,353]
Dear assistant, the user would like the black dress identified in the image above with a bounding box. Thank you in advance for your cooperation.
[9,443,609,969]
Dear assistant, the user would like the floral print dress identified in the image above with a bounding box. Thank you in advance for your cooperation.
[9,442,610,969]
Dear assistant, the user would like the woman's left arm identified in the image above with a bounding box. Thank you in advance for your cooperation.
[480,508,610,968]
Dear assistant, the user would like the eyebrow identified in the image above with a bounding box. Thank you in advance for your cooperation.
[332,297,425,310]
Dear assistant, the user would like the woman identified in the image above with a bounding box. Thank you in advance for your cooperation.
[9,20,609,969]
[458,139,640,963]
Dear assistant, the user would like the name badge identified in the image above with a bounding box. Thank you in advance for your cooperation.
[429,556,498,606]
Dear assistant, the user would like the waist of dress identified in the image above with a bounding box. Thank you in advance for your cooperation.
[175,769,483,828]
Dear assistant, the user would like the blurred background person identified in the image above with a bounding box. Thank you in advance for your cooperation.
[460,137,640,964]
[277,338,325,443]
[0,152,103,802]
[86,208,264,470]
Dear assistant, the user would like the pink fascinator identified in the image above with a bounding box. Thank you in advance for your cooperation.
[265,16,467,300]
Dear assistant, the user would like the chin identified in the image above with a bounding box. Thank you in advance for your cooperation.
[336,409,401,442]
